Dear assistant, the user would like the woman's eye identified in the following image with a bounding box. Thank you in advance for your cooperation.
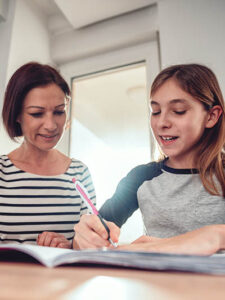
[54,110,65,115]
[174,110,186,115]
[29,113,42,118]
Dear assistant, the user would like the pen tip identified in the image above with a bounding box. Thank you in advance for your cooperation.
[72,178,76,183]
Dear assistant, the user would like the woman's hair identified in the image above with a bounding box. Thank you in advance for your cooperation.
[2,62,70,140]
[150,63,225,197]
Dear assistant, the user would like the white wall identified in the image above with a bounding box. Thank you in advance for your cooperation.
[0,0,53,155]
[0,0,15,115]
[51,5,158,64]
[158,0,225,95]
[7,0,52,76]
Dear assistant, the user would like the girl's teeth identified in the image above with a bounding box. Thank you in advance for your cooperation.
[163,137,172,140]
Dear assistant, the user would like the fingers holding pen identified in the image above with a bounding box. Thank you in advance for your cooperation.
[74,214,110,249]
[73,214,120,249]
[105,221,120,244]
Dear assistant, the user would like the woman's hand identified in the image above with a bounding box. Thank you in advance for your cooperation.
[73,214,120,249]
[37,232,71,249]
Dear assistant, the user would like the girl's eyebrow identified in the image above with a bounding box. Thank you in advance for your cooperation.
[150,99,188,105]
[150,100,159,106]
[169,99,188,104]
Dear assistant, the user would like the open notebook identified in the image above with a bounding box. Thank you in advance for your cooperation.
[0,243,225,275]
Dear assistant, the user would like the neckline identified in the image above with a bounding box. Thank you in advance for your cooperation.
[161,159,199,175]
[4,155,72,177]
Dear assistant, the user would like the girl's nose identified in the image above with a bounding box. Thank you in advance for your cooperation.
[158,113,171,128]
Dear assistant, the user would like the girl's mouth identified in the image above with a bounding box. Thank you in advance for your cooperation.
[159,135,178,145]
[160,136,178,141]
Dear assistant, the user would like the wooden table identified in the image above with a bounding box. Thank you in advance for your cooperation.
[0,262,225,300]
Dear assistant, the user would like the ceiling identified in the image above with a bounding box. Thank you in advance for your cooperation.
[33,0,156,31]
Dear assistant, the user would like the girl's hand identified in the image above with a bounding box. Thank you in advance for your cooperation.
[73,214,120,249]
[37,232,71,249]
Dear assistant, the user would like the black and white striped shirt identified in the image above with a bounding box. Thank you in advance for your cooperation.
[0,155,96,244]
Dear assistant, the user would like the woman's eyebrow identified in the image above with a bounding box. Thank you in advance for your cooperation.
[25,103,65,110]
[55,103,65,109]
[25,105,44,109]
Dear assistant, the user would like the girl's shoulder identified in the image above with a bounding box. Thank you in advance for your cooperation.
[125,160,164,183]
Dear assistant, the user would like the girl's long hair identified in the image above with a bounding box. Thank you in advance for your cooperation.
[151,64,225,197]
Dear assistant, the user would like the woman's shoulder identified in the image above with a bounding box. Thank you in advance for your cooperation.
[0,154,18,177]
[66,158,93,184]
[70,158,88,168]
[0,154,9,160]
[0,154,12,168]
[66,158,90,174]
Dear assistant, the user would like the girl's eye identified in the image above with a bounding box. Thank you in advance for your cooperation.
[174,111,186,115]
[151,111,161,116]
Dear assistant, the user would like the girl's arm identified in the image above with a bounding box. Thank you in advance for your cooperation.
[118,225,225,255]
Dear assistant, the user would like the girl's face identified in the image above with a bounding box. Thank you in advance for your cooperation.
[150,79,210,168]
[18,83,68,153]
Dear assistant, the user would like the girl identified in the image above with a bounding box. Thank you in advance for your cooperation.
[0,62,96,248]
[73,64,225,254]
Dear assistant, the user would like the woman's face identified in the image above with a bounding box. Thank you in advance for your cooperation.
[150,79,210,168]
[18,83,68,152]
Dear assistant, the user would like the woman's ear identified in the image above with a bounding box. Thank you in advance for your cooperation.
[205,105,223,128]
[65,119,71,130]
[16,116,21,124]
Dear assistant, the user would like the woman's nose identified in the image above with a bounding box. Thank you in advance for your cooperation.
[43,116,57,131]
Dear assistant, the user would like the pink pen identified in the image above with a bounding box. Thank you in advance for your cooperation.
[72,178,117,247]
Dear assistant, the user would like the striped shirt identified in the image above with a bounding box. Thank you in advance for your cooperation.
[0,155,96,245]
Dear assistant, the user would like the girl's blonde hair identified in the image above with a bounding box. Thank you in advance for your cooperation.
[151,64,225,197]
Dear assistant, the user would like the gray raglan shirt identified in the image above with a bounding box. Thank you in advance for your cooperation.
[100,159,225,238]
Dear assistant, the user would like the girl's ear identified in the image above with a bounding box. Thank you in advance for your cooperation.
[205,105,223,128]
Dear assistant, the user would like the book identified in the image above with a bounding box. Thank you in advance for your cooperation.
[0,243,225,275]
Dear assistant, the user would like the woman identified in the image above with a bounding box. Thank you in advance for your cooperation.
[0,62,96,248]
[73,63,225,255]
